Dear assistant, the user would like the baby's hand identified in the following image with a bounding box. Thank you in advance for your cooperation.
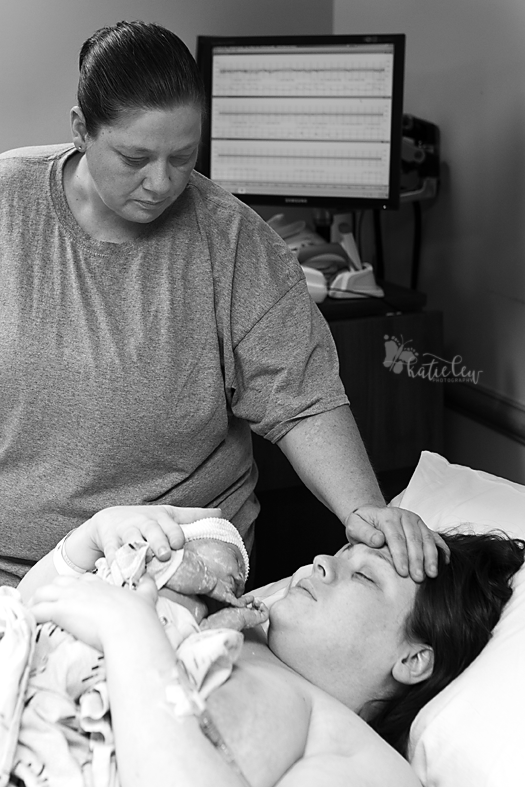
[201,597,269,631]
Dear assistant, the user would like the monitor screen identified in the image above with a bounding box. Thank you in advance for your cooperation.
[196,34,405,211]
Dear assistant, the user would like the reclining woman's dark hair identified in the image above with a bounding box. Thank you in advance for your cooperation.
[77,20,205,136]
[369,530,525,758]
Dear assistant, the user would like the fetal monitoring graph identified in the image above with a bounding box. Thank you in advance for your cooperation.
[209,46,395,198]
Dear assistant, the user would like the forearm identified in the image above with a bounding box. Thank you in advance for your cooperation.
[277,405,384,525]
[18,504,193,602]
[103,611,247,787]
[18,519,101,602]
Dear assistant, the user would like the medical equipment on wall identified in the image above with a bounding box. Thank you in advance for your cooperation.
[267,214,384,303]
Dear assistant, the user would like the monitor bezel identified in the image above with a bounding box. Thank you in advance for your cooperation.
[196,33,406,211]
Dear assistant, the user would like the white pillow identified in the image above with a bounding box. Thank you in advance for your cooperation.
[395,451,525,787]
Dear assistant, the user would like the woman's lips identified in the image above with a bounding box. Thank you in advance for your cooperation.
[296,579,317,600]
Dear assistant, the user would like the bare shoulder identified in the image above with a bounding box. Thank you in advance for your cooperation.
[277,687,422,787]
[275,749,421,787]
[208,637,420,787]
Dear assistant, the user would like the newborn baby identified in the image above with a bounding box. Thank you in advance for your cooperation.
[100,517,269,631]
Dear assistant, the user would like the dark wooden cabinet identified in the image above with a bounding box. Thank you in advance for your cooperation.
[329,309,443,473]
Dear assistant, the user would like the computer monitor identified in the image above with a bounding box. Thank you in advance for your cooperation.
[196,34,405,211]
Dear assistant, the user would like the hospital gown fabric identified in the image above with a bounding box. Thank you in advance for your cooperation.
[0,546,244,787]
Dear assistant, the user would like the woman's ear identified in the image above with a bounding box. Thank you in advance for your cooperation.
[70,106,89,151]
[392,644,434,685]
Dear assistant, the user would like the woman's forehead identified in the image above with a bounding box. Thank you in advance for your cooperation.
[337,542,394,564]
[108,104,201,130]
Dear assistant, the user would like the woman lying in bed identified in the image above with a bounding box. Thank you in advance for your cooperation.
[16,506,524,787]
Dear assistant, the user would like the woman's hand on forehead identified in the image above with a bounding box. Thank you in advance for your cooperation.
[344,505,450,582]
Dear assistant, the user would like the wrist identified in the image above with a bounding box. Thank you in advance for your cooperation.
[343,502,386,525]
[64,519,105,572]
[343,506,363,530]
[53,531,87,575]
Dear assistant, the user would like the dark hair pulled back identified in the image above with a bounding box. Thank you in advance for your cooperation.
[77,20,205,136]
[369,530,524,757]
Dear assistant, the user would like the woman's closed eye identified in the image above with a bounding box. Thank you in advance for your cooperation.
[354,570,375,583]
[122,153,194,168]
[122,155,147,167]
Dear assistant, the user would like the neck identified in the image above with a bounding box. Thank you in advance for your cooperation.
[267,631,397,714]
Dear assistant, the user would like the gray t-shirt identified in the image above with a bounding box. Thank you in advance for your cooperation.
[0,144,349,584]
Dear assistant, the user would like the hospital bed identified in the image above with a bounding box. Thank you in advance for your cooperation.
[256,451,525,787]
[2,451,524,786]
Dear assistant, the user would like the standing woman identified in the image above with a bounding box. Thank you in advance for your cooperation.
[0,21,440,588]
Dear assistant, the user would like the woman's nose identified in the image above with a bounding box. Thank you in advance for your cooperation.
[143,161,171,195]
[312,554,336,582]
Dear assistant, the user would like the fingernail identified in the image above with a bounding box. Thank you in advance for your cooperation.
[371,533,383,546]
[158,546,170,559]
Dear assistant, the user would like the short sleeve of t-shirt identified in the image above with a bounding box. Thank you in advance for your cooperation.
[187,177,349,443]
[231,277,349,442]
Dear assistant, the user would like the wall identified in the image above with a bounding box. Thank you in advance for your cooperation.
[0,0,332,152]
[334,0,525,480]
